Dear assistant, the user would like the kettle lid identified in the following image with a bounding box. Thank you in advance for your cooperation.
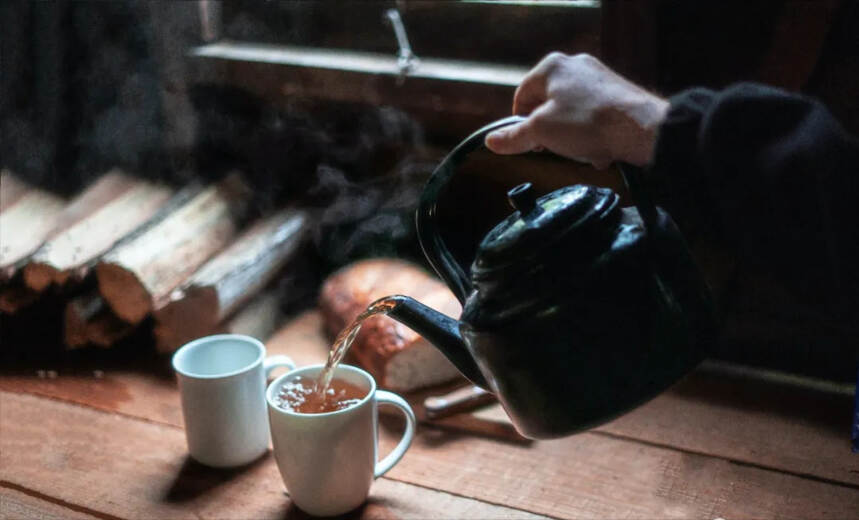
[473,183,620,276]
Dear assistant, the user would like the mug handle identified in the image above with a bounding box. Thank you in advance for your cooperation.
[374,390,416,478]
[264,355,296,380]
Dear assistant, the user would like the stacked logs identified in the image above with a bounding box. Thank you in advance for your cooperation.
[0,169,308,353]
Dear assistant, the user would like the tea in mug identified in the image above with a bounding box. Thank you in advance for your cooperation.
[276,375,366,414]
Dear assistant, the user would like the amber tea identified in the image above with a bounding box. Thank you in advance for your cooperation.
[313,296,400,394]
[276,375,367,414]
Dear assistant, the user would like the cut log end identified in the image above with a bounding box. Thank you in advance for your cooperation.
[153,287,219,354]
[95,262,152,324]
[88,314,134,348]
[0,286,40,314]
[22,262,60,292]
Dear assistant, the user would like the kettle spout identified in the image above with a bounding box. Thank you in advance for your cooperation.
[384,295,489,389]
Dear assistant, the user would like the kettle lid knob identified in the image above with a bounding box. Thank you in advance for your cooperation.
[508,183,539,217]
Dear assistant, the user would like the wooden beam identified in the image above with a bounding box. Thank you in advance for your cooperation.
[152,208,307,353]
[219,1,600,66]
[190,42,527,86]
[96,173,250,325]
[23,177,174,292]
[187,42,524,140]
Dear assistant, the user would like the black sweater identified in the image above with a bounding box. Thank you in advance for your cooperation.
[650,83,859,329]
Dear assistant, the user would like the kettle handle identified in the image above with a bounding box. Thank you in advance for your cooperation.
[617,163,659,237]
[417,115,659,304]
[417,115,527,304]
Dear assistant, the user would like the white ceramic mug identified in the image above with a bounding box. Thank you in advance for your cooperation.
[172,334,295,468]
[266,364,416,516]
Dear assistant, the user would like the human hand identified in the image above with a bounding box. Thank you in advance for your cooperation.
[485,53,669,169]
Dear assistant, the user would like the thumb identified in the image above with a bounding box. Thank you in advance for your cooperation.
[484,120,539,155]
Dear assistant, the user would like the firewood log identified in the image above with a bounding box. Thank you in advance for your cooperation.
[23,178,174,291]
[2,171,145,284]
[0,187,65,281]
[96,173,250,325]
[0,286,41,315]
[0,170,32,213]
[152,208,307,353]
[221,289,285,343]
[64,292,135,349]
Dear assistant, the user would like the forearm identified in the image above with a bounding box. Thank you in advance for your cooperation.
[649,83,859,318]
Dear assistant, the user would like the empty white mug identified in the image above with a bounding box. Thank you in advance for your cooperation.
[172,334,295,468]
[266,364,416,516]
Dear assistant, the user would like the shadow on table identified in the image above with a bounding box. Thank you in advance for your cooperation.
[279,497,398,520]
[0,298,175,383]
[163,454,270,503]
[671,367,854,437]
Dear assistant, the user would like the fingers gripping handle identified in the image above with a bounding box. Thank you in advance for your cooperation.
[417,115,658,305]
[374,390,416,478]
[263,355,296,380]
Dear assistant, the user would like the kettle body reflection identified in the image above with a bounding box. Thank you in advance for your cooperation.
[384,116,716,439]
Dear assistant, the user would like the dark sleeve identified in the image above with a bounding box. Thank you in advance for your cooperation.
[649,82,859,321]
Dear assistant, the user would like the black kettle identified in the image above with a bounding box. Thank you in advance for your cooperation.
[384,116,717,439]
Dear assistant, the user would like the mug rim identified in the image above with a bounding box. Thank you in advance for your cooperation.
[172,334,265,380]
[266,364,376,418]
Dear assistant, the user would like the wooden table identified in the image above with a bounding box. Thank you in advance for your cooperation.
[2,310,857,519]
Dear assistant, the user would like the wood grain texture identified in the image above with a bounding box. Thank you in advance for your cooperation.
[377,418,859,519]
[5,310,856,492]
[598,368,858,486]
[2,171,142,285]
[96,173,250,324]
[24,178,174,291]
[219,289,285,344]
[0,392,546,520]
[0,486,100,520]
[3,352,858,517]
[0,170,31,212]
[0,187,65,279]
[152,208,306,353]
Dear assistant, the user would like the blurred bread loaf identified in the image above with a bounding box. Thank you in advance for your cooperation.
[319,258,463,392]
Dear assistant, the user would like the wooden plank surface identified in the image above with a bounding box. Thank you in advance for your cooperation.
[0,391,546,520]
[269,312,859,488]
[3,388,858,520]
[0,486,100,520]
[3,311,858,519]
[2,310,856,487]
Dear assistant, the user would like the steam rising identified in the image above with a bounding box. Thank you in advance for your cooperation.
[1,3,437,314]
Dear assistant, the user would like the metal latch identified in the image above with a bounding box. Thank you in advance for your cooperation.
[384,8,420,82]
